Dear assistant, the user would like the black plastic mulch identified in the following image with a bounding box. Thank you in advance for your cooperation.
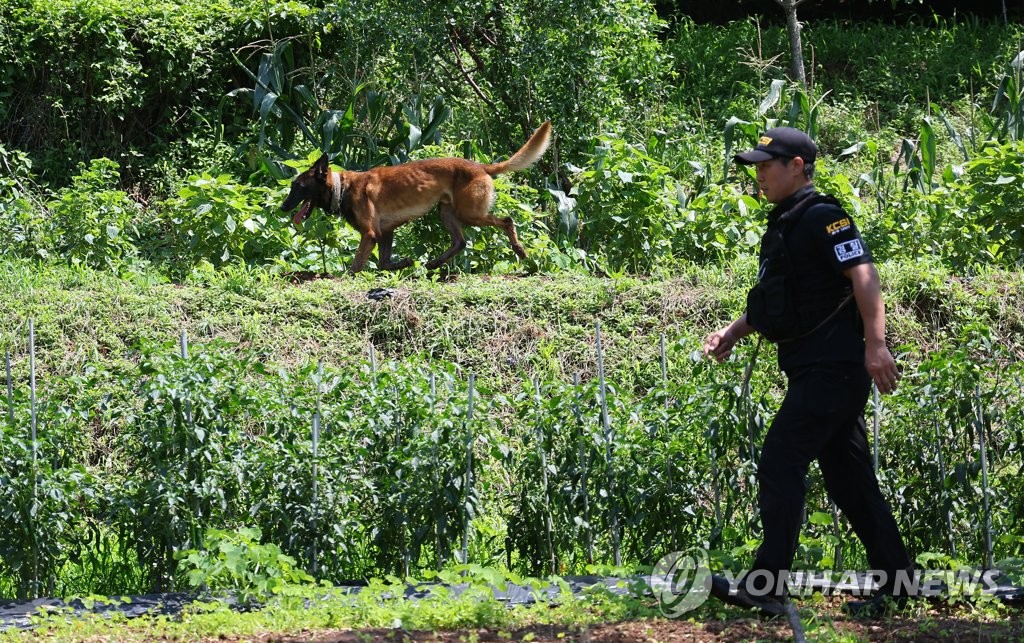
[1,572,1021,631]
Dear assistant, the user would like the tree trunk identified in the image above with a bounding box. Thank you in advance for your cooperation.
[776,0,807,88]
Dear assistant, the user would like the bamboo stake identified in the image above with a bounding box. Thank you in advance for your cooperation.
[395,375,410,578]
[179,330,201,564]
[659,334,668,385]
[430,373,445,571]
[572,373,594,564]
[975,384,993,569]
[460,373,475,564]
[5,350,12,425]
[29,319,38,598]
[311,360,322,577]
[533,378,556,575]
[180,330,193,425]
[595,322,620,567]
[29,320,37,488]
[928,372,956,558]
[660,334,676,551]
[706,367,723,546]
[829,500,843,571]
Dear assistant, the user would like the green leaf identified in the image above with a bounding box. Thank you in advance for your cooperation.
[808,511,832,526]
[837,142,865,160]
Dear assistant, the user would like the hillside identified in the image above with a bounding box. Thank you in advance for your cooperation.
[3,258,1022,390]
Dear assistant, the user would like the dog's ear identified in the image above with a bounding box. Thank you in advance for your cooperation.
[313,153,330,181]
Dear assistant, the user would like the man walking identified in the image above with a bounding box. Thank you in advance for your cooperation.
[702,127,913,617]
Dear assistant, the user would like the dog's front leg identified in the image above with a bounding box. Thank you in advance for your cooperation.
[350,233,377,273]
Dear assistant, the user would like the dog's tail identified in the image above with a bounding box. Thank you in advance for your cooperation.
[485,121,552,176]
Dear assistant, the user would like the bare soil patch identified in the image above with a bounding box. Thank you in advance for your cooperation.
[246,601,1023,643]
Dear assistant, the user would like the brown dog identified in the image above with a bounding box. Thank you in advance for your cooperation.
[280,121,551,272]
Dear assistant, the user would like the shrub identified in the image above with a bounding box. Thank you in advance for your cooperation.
[961,140,1024,264]
[0,145,48,261]
[153,173,295,277]
[568,136,682,274]
[177,527,318,604]
[47,159,141,269]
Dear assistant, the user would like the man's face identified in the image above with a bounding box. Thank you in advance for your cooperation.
[754,156,806,203]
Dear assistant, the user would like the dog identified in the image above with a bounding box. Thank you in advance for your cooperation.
[280,121,551,273]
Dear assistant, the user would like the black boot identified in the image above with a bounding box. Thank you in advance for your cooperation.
[710,574,787,616]
[843,592,909,618]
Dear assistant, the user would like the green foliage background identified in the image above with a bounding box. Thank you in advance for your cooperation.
[1,0,1024,601]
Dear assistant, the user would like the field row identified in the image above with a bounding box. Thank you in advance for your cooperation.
[1,321,1022,599]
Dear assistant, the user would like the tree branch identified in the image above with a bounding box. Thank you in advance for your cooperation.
[445,25,498,111]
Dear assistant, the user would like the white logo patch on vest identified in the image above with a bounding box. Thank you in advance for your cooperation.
[834,239,865,262]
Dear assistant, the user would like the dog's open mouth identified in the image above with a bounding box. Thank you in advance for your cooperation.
[292,201,313,226]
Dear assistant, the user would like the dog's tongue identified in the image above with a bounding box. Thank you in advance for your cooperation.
[292,201,312,226]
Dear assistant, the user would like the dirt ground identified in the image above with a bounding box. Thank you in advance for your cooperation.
[252,600,1024,643]
[254,617,1024,643]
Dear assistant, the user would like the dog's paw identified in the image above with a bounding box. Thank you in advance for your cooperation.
[386,258,413,270]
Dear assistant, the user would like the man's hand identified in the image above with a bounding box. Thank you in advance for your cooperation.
[703,327,736,363]
[703,314,754,363]
[866,341,900,394]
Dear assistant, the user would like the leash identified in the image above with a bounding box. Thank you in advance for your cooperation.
[783,599,807,642]
[739,291,852,451]
[741,336,762,395]
[741,292,855,396]
[776,292,855,345]
[739,335,763,462]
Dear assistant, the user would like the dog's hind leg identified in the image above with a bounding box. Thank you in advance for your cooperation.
[378,230,413,271]
[426,203,467,270]
[495,215,527,259]
[459,211,527,260]
[454,177,527,260]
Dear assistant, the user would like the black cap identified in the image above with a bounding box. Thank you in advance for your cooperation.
[734,127,817,165]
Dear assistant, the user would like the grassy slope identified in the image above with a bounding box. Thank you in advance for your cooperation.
[2,258,1021,395]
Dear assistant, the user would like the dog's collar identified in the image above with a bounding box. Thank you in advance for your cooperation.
[330,171,344,214]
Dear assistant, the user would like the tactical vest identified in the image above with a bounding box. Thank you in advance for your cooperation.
[746,191,851,343]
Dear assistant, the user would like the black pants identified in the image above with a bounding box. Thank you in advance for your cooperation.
[746,363,912,597]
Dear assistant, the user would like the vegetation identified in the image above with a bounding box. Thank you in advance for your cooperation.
[1,0,1023,637]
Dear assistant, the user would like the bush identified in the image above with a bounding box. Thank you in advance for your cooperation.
[47,159,141,269]
[151,173,307,277]
[568,136,682,274]
[177,527,318,604]
[0,146,47,261]
[961,140,1024,264]
[0,0,316,187]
